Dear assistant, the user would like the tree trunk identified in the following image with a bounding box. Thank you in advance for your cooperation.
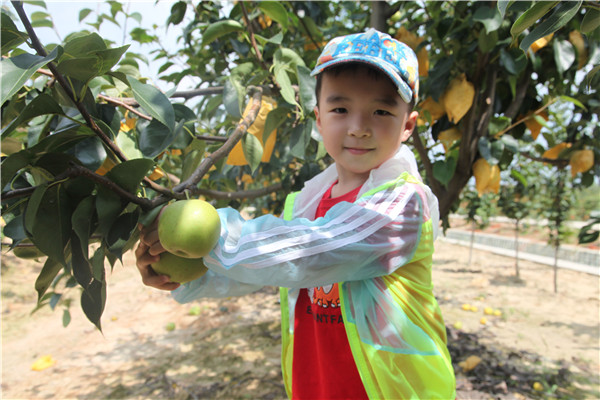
[469,221,475,266]
[553,244,559,293]
[514,219,520,278]
[370,2,390,31]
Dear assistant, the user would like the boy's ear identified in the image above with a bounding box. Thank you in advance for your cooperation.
[401,111,419,142]
[314,106,321,130]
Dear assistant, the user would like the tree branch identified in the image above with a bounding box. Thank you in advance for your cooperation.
[504,71,531,120]
[193,182,284,200]
[2,162,152,209]
[147,88,264,208]
[12,1,129,164]
[12,1,172,199]
[410,134,443,196]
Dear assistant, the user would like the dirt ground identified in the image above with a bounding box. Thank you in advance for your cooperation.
[1,238,599,399]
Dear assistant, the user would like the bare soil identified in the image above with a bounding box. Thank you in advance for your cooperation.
[1,238,599,399]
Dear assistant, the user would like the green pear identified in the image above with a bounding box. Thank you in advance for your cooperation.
[158,199,221,258]
[151,252,208,283]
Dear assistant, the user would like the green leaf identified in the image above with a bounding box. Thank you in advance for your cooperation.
[553,40,575,74]
[62,32,106,59]
[34,257,63,302]
[433,158,456,187]
[1,150,33,189]
[56,56,102,82]
[138,119,179,158]
[274,48,306,69]
[81,279,106,331]
[473,5,503,33]
[25,183,72,265]
[116,130,144,159]
[581,8,600,34]
[62,309,71,327]
[1,11,28,52]
[1,93,64,138]
[105,158,154,193]
[511,1,558,38]
[242,133,263,173]
[497,0,512,18]
[168,1,187,26]
[127,77,175,131]
[138,204,164,228]
[510,169,528,186]
[263,107,290,144]
[559,95,587,110]
[520,1,582,53]
[95,187,122,237]
[71,196,95,260]
[297,65,316,116]
[289,123,311,159]
[478,29,498,53]
[274,66,298,107]
[258,2,289,30]
[201,20,244,46]
[30,11,53,28]
[71,232,93,288]
[0,47,59,106]
[95,45,130,74]
[223,76,243,118]
[106,209,141,259]
[488,116,511,137]
[78,8,92,22]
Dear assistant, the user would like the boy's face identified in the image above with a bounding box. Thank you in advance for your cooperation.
[314,67,418,185]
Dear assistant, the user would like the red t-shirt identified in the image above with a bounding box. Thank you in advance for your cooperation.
[292,183,369,399]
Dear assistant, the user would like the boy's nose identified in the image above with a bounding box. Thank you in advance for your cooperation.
[348,117,371,137]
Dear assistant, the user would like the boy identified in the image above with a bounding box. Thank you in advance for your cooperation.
[136,28,456,399]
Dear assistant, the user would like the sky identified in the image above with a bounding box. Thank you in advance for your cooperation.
[15,0,189,91]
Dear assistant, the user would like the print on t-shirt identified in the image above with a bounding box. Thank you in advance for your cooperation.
[309,284,340,308]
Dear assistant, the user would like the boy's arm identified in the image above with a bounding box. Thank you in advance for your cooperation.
[204,182,431,288]
[135,210,263,300]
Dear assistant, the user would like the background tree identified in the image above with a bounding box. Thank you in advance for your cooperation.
[1,1,598,327]
[497,162,539,278]
[460,188,494,267]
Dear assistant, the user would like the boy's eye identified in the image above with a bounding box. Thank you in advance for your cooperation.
[331,107,347,114]
[374,109,391,116]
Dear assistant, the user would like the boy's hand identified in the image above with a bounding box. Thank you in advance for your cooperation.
[134,210,180,291]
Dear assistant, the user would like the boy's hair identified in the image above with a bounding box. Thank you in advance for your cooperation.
[310,28,419,108]
[314,63,416,111]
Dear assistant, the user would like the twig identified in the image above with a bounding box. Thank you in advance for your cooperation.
[520,151,569,167]
[195,134,228,143]
[291,3,323,52]
[495,100,557,138]
[97,94,151,120]
[240,2,269,71]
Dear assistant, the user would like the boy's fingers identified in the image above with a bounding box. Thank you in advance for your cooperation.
[140,267,180,291]
[148,241,166,257]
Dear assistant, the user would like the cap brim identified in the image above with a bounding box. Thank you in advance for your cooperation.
[311,55,413,104]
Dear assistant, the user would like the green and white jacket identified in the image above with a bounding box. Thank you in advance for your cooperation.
[173,146,456,399]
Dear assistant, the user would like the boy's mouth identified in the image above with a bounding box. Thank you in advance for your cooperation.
[345,147,374,155]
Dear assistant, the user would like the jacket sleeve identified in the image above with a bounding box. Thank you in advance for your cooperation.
[171,270,264,303]
[202,181,429,289]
